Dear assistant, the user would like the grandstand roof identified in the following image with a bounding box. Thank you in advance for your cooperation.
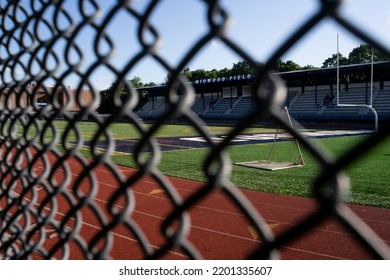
[137,61,390,96]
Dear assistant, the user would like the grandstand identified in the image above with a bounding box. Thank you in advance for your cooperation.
[136,62,390,127]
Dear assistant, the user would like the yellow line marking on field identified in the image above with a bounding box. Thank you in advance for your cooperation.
[148,188,164,195]
[247,224,280,240]
[247,226,259,240]
[49,226,72,239]
[267,223,280,230]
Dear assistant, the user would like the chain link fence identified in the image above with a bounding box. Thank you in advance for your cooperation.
[1,0,390,259]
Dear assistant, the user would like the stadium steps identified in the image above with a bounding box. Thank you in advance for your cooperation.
[227,97,254,117]
[369,87,390,117]
[191,96,213,115]
[149,99,169,117]
[136,98,165,118]
[203,98,234,118]
[322,88,372,119]
[289,90,327,119]
[226,97,242,114]
[287,91,300,110]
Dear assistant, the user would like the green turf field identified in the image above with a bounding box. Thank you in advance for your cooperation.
[66,121,387,209]
[7,120,390,208]
[115,135,390,208]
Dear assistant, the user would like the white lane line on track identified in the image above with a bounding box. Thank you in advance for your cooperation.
[8,190,189,259]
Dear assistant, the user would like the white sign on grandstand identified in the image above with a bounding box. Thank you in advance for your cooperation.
[194,74,252,84]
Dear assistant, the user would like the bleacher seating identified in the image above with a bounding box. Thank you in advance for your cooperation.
[370,87,390,118]
[229,97,254,117]
[202,98,234,118]
[135,85,390,123]
[321,88,368,120]
[136,97,165,118]
[288,90,327,119]
[190,96,213,115]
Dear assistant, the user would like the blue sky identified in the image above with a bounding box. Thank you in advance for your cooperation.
[96,0,390,89]
[3,0,389,90]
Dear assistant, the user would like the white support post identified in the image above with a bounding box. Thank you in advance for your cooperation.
[336,35,378,131]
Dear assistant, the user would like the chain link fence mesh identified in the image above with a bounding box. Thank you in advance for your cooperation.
[1,0,390,259]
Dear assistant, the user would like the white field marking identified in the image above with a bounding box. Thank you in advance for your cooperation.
[22,155,273,243]
[28,167,389,241]
[40,153,260,218]
[60,156,390,235]
[247,224,280,240]
[180,136,247,143]
[50,169,359,243]
[11,188,259,259]
[32,152,317,220]
[180,130,373,143]
[9,190,189,258]
[8,172,376,260]
[60,129,373,158]
[31,188,360,260]
[26,223,56,234]
[79,145,131,156]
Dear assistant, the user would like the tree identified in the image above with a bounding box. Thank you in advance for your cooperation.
[322,53,348,68]
[230,60,255,76]
[347,44,390,64]
[374,48,390,62]
[143,82,158,87]
[301,64,317,70]
[97,83,116,114]
[98,79,140,113]
[348,44,373,64]
[188,68,208,81]
[129,76,143,88]
[207,69,219,79]
[275,59,301,72]
[183,67,192,81]
[218,67,231,77]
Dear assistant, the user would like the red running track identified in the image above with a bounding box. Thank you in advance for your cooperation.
[2,152,390,260]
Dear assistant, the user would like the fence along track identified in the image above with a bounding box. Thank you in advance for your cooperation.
[0,0,390,259]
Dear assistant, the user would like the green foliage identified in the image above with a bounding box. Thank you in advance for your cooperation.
[301,64,317,70]
[347,44,389,64]
[322,53,349,68]
[322,44,389,69]
[348,44,373,64]
[182,60,257,82]
[97,84,115,114]
[97,76,157,114]
[171,44,389,84]
[374,48,390,62]
[138,44,389,86]
[230,60,256,76]
[130,76,143,88]
[97,82,130,114]
[275,59,302,72]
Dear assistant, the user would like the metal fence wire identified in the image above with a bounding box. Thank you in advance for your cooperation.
[1,0,390,260]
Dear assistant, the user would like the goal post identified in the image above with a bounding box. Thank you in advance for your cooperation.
[336,34,378,131]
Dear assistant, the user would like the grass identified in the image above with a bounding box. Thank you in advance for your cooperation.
[113,132,390,208]
[146,137,390,208]
[5,120,390,208]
